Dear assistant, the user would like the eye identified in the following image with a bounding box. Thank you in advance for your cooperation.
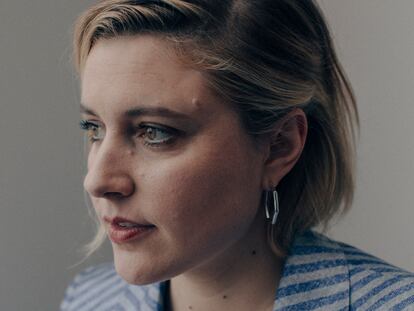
[79,120,105,143]
[137,124,177,147]
[79,120,178,148]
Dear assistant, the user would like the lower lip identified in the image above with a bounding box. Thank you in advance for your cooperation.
[108,224,155,244]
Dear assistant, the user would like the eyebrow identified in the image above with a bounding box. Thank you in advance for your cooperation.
[80,103,192,120]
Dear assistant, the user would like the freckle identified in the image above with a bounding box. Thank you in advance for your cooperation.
[191,98,202,111]
[188,306,193,310]
[251,250,256,255]
[223,295,227,299]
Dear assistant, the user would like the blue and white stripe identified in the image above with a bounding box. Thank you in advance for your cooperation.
[60,230,414,310]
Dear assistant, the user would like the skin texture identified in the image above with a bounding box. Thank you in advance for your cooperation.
[81,35,307,311]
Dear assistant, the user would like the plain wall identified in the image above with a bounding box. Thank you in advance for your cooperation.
[0,1,413,310]
[318,0,414,271]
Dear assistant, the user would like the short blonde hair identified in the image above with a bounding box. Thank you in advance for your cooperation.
[74,0,359,258]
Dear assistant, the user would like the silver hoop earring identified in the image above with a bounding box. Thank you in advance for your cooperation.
[265,189,279,225]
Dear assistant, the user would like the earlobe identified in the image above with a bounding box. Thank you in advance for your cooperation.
[261,108,308,189]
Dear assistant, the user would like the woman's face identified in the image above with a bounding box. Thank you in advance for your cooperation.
[81,35,267,284]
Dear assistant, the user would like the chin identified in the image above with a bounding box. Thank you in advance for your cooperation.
[113,247,170,285]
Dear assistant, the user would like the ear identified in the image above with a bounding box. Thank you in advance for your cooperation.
[261,108,308,190]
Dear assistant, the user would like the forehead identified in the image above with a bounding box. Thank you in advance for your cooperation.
[81,35,212,116]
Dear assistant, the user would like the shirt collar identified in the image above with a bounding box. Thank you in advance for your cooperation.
[273,230,350,310]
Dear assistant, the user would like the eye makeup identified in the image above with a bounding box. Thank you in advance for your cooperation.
[79,119,182,148]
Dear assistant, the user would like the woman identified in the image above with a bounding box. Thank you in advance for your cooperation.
[61,0,414,310]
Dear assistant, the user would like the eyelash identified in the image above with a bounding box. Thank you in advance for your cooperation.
[79,120,177,148]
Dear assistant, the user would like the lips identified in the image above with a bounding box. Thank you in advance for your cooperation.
[104,216,152,226]
[104,216,156,244]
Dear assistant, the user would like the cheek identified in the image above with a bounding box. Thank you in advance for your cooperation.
[141,134,262,249]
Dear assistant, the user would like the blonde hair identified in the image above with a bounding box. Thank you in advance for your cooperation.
[73,0,359,258]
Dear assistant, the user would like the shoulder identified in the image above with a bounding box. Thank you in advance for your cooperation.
[337,237,414,310]
[60,262,163,311]
[285,230,414,310]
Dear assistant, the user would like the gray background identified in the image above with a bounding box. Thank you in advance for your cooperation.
[0,1,413,310]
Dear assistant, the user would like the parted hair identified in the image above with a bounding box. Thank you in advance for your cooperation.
[74,0,359,258]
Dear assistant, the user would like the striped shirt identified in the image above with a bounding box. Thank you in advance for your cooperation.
[60,230,414,310]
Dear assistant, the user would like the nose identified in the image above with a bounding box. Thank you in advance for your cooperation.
[83,138,135,199]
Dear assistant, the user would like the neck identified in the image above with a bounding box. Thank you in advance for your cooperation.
[168,219,284,311]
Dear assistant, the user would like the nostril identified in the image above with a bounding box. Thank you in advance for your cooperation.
[104,192,123,198]
[84,174,135,198]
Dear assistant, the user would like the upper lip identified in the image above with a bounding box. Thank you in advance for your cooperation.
[103,216,154,227]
